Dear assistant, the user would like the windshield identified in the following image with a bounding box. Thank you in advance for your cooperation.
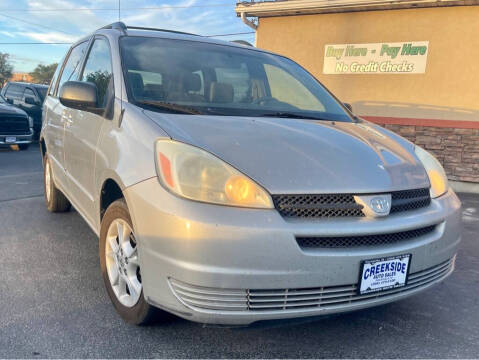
[120,37,352,121]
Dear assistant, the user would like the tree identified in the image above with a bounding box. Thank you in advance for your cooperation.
[86,70,112,107]
[30,63,58,84]
[0,53,13,85]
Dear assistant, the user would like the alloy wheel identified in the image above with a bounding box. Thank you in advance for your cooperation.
[45,160,51,202]
[105,218,142,307]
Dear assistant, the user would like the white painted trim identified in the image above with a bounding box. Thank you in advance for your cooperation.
[235,0,478,17]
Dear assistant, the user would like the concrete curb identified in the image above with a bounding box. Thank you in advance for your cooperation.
[450,180,479,194]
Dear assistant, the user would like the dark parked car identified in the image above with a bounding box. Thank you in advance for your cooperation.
[0,94,33,150]
[1,82,48,139]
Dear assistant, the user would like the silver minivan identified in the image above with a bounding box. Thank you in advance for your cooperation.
[41,22,462,325]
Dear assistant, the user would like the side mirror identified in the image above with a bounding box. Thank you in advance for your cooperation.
[59,81,102,115]
[6,98,13,104]
[343,103,353,113]
[24,96,36,105]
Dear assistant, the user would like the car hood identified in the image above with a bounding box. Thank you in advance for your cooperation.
[145,111,429,194]
[0,103,27,117]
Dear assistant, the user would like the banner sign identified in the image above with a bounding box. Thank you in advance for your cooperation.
[323,41,429,75]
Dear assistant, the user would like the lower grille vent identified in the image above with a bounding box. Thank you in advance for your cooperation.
[296,225,437,249]
[169,257,455,312]
[247,257,454,311]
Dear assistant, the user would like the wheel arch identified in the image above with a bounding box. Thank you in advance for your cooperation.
[100,178,125,221]
[40,137,47,161]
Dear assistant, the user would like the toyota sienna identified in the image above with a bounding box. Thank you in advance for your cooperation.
[40,22,462,325]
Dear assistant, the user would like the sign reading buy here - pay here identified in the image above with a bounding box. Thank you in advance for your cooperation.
[323,41,429,74]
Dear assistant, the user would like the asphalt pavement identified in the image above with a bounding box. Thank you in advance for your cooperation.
[0,144,478,358]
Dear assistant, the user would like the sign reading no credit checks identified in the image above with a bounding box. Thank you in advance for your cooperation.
[323,41,429,74]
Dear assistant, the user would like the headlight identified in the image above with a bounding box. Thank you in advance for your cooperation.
[28,116,33,128]
[155,139,273,208]
[414,146,448,198]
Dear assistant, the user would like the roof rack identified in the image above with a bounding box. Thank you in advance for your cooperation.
[231,40,253,47]
[100,22,127,33]
[97,22,198,37]
[126,26,199,36]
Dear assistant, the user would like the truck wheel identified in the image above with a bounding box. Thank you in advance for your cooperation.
[99,199,165,325]
[19,144,29,150]
[43,154,71,212]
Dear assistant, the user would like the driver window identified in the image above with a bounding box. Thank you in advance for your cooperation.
[80,38,113,109]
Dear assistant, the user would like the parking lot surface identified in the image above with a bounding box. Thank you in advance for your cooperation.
[0,144,478,358]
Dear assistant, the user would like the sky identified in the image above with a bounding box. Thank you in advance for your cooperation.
[0,0,256,73]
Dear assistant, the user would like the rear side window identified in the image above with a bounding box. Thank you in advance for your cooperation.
[57,41,89,94]
[5,83,24,100]
[80,38,113,108]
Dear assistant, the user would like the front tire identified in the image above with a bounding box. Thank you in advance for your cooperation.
[43,154,71,212]
[99,199,163,325]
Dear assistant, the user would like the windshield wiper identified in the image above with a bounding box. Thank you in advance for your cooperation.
[259,112,329,121]
[137,100,203,115]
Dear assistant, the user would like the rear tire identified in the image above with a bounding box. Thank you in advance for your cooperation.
[43,154,71,212]
[99,199,166,325]
[19,144,29,150]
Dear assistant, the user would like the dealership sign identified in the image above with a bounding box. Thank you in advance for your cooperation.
[323,41,429,74]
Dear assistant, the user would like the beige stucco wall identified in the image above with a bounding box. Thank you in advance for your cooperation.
[256,6,479,121]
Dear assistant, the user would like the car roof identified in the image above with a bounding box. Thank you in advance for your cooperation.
[70,22,271,56]
[126,29,258,50]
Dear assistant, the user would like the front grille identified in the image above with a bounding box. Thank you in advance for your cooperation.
[296,225,436,249]
[390,188,431,213]
[272,188,431,218]
[170,257,455,312]
[0,116,30,135]
[272,194,364,218]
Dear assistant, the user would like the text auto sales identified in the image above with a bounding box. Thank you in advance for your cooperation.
[363,259,407,280]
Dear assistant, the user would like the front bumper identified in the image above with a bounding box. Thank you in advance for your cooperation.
[0,130,33,146]
[124,178,462,325]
